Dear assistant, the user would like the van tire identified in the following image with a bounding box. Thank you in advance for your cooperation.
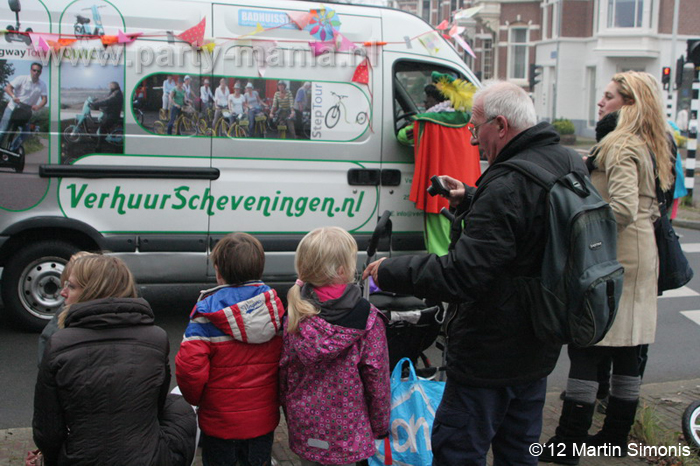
[1,240,79,332]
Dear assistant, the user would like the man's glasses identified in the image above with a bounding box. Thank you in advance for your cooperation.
[468,116,497,139]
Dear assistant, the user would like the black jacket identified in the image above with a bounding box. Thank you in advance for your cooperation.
[92,88,123,120]
[378,123,588,387]
[33,297,195,466]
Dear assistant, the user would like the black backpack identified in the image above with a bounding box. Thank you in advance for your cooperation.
[501,159,624,347]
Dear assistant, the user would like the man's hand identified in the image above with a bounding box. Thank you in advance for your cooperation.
[439,175,466,208]
[31,105,40,111]
[12,97,20,104]
[362,257,387,285]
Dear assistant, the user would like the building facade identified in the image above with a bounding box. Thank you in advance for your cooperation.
[396,0,699,138]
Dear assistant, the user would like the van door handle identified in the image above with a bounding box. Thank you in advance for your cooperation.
[347,168,380,186]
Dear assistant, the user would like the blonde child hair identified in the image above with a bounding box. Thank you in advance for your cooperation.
[59,255,138,327]
[286,227,358,333]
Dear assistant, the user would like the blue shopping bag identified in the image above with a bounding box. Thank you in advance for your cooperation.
[369,358,445,466]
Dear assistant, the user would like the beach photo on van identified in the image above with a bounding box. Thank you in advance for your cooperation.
[60,60,124,164]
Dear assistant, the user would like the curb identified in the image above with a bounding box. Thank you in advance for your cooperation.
[674,218,700,230]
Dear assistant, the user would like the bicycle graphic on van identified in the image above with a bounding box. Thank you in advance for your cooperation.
[325,91,368,129]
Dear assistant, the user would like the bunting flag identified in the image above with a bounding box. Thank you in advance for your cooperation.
[453,6,483,21]
[117,30,141,44]
[418,31,441,55]
[309,40,335,57]
[452,33,475,58]
[334,30,355,53]
[177,17,206,46]
[436,19,449,30]
[352,58,370,85]
[57,38,77,47]
[201,41,216,53]
[448,25,465,37]
[37,36,51,53]
[101,35,118,46]
[288,11,313,30]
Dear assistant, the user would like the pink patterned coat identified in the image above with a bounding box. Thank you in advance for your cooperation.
[279,306,390,464]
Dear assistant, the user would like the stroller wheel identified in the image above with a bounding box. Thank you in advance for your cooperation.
[682,400,700,452]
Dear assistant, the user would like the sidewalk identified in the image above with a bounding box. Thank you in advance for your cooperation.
[3,378,699,465]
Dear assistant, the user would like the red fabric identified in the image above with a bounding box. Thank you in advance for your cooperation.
[409,122,481,214]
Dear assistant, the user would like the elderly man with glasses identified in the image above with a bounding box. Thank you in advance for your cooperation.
[366,80,588,466]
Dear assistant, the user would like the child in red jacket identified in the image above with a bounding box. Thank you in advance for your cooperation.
[176,233,285,466]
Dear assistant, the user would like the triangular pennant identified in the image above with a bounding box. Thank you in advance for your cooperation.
[201,41,216,54]
[177,17,206,46]
[333,30,355,52]
[352,58,370,85]
[37,36,50,53]
[452,33,476,58]
[288,11,312,30]
[30,33,53,52]
[453,6,483,21]
[117,30,141,44]
[57,38,77,47]
[436,19,449,30]
[309,40,334,57]
[448,25,465,37]
[101,35,118,46]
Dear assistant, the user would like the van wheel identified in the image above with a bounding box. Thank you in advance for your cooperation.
[1,240,79,332]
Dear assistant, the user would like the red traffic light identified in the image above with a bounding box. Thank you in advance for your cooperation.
[662,67,671,77]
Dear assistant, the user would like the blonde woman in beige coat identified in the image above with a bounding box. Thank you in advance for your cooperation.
[540,71,673,465]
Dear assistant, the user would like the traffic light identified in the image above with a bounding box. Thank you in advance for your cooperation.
[688,39,700,66]
[661,66,671,91]
[676,56,685,88]
[529,64,543,90]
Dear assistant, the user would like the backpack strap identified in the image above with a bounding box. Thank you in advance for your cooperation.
[499,159,559,190]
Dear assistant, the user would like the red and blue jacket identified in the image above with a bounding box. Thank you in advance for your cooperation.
[175,282,285,439]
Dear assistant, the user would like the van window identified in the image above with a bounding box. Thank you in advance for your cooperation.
[133,74,369,142]
[393,61,463,133]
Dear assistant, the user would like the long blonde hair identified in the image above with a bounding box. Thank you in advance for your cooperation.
[60,255,138,327]
[595,71,673,191]
[286,227,358,333]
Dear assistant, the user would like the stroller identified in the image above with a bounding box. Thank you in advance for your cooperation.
[362,210,445,378]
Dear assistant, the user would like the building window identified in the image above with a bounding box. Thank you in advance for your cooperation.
[509,28,528,80]
[422,0,430,23]
[481,38,493,80]
[607,0,644,28]
[587,67,597,127]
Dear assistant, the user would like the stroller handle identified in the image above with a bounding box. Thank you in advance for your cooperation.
[367,210,392,259]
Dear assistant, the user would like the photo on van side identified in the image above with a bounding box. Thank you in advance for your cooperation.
[60,61,124,163]
[133,73,370,141]
[0,58,50,210]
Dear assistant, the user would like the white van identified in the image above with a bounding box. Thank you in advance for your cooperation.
[0,0,479,330]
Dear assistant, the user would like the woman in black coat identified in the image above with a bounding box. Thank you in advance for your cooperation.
[33,255,196,466]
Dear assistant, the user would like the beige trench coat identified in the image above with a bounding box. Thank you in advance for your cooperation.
[591,142,659,346]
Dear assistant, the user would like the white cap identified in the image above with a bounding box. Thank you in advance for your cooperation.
[245,82,254,88]
[184,75,191,81]
[233,82,241,89]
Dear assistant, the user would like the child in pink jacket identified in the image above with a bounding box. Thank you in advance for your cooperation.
[280,226,390,466]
